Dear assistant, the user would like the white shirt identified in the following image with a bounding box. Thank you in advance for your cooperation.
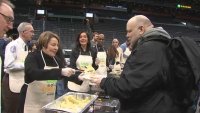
[4,37,28,72]
[116,47,123,63]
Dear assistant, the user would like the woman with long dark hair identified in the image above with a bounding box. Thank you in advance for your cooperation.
[68,31,98,92]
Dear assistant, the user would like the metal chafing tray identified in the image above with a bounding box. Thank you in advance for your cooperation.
[42,92,98,113]
[90,97,120,113]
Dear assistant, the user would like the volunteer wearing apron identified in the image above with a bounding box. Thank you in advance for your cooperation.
[95,34,107,76]
[107,45,119,71]
[18,31,79,113]
[2,22,34,113]
[122,46,131,64]
[112,38,123,63]
[111,38,123,73]
[120,37,131,63]
[68,31,98,92]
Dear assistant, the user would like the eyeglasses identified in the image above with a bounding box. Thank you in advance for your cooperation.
[0,12,14,23]
[23,30,35,34]
[99,38,104,41]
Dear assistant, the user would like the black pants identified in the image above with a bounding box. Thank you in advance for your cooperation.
[2,74,20,113]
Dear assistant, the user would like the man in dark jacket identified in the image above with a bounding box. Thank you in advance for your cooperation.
[91,15,188,113]
[0,0,15,112]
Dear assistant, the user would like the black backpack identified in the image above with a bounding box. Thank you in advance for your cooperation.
[143,36,200,113]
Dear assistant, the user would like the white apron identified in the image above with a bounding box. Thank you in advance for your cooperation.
[112,63,122,76]
[122,47,131,63]
[91,50,107,91]
[68,51,93,92]
[9,49,28,93]
[115,47,123,63]
[24,51,58,113]
[96,51,107,76]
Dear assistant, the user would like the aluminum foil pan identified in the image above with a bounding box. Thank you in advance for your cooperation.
[42,92,98,113]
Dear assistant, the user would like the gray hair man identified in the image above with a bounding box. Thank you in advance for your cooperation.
[2,22,34,113]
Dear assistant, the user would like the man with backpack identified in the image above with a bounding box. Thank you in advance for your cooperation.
[91,15,199,113]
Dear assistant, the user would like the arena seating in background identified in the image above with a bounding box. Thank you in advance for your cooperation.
[14,15,199,49]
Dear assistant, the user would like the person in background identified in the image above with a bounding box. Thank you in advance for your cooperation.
[85,18,94,38]
[106,45,118,72]
[90,32,99,48]
[90,15,186,113]
[0,34,11,79]
[28,40,37,52]
[0,0,15,112]
[3,22,34,113]
[97,33,105,49]
[18,31,82,113]
[0,34,10,56]
[120,36,131,52]
[93,33,108,75]
[120,37,132,64]
[112,38,123,64]
[68,31,98,92]
[121,41,132,64]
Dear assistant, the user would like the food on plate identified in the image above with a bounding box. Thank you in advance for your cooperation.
[84,65,95,74]
[82,65,96,80]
